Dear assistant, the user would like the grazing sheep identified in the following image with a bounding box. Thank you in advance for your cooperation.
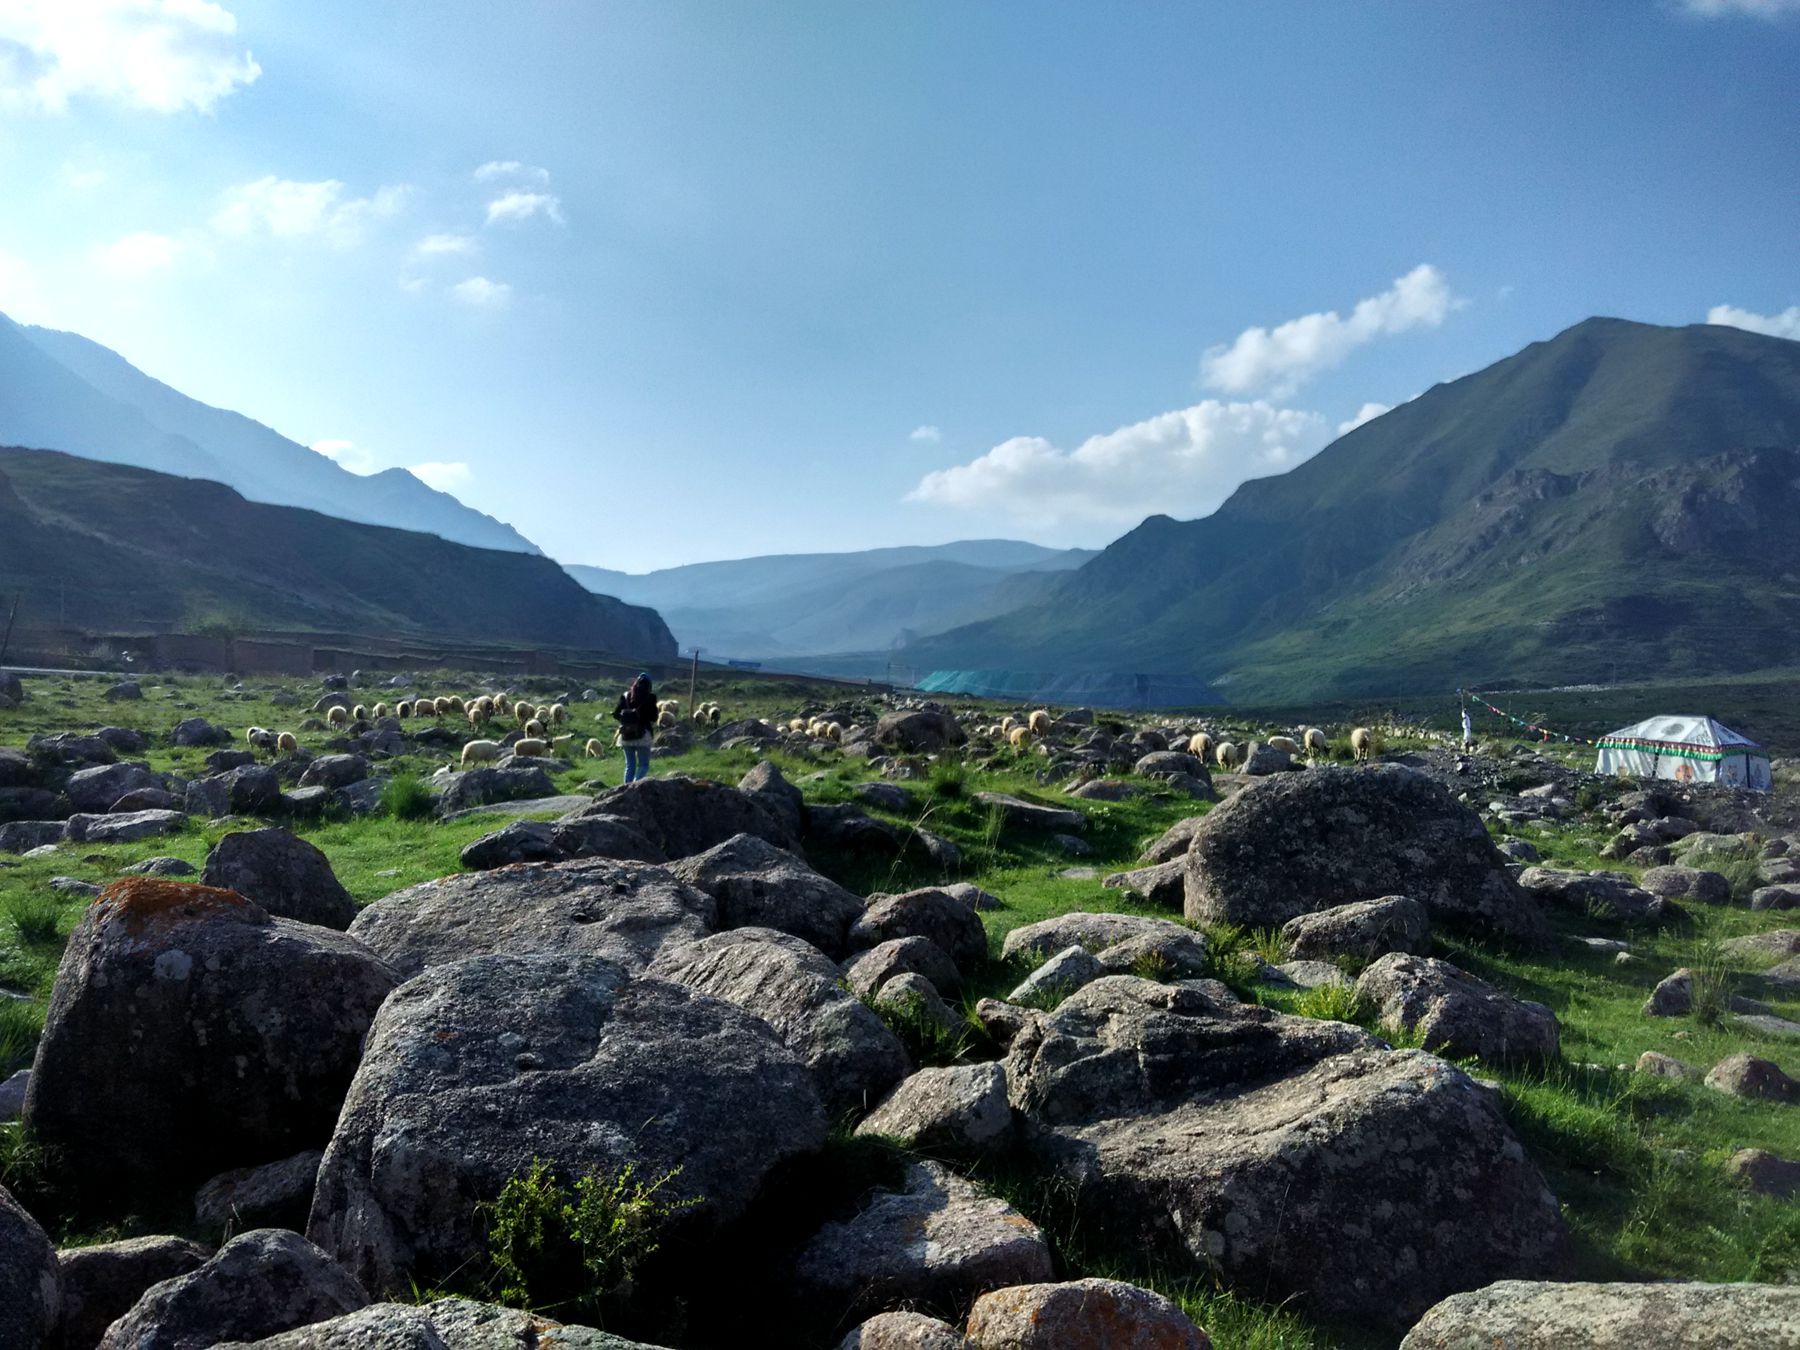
[395,701,412,718]
[327,706,350,728]
[1303,726,1328,755]
[549,703,567,724]
[372,703,390,719]
[460,739,503,766]
[492,695,512,716]
[351,704,369,722]
[513,737,550,758]
[1028,709,1053,736]
[1187,732,1212,759]
[660,699,680,717]
[788,718,805,733]
[1267,735,1301,758]
[446,696,466,714]
[1009,726,1031,749]
[656,710,677,730]
[823,722,842,743]
[524,718,546,738]
[1215,741,1241,770]
[516,704,535,726]
[1351,727,1374,762]
[244,725,268,746]
[1000,715,1018,735]
[276,731,298,754]
[584,738,604,758]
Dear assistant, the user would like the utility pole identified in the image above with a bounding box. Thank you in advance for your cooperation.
[688,648,700,716]
[0,592,19,667]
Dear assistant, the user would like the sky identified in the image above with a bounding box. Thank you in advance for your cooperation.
[0,1,1796,572]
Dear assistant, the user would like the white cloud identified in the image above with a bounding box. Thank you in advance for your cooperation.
[910,425,942,443]
[486,191,564,226]
[413,232,476,258]
[908,400,1332,528]
[311,438,376,474]
[474,160,550,184]
[1337,402,1392,436]
[0,0,260,114]
[0,249,45,321]
[211,176,408,248]
[58,161,107,191]
[95,230,182,274]
[1200,264,1459,398]
[1679,0,1800,16]
[1706,303,1800,339]
[408,461,472,492]
[449,276,512,308]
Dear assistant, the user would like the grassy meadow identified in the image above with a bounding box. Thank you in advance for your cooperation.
[2,669,1799,1348]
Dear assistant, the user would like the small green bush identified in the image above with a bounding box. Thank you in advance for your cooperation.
[381,773,435,822]
[483,1158,697,1318]
[3,893,61,945]
[927,757,968,799]
[1292,981,1368,1025]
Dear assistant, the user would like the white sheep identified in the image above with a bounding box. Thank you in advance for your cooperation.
[656,710,677,730]
[1028,709,1053,735]
[1267,735,1301,758]
[446,695,466,714]
[1351,727,1374,762]
[660,698,680,716]
[823,721,842,743]
[584,738,604,758]
[516,704,535,726]
[351,704,369,722]
[1215,740,1241,770]
[1009,726,1031,749]
[524,718,546,738]
[369,702,388,719]
[395,701,412,718]
[461,738,503,766]
[549,703,568,725]
[327,706,350,728]
[244,725,268,746]
[788,717,805,733]
[1187,731,1212,759]
[513,737,549,758]
[276,731,298,754]
[1303,727,1328,756]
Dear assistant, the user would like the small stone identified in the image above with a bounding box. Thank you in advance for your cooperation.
[1727,1148,1800,1198]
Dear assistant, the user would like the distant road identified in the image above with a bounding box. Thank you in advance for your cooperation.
[1,666,134,679]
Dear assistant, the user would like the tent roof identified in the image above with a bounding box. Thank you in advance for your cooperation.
[1598,714,1762,751]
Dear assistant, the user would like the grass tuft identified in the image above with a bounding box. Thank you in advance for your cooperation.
[381,773,436,822]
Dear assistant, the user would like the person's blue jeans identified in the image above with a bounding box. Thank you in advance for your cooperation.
[623,743,651,783]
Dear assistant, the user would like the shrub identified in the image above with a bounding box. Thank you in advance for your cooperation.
[3,893,61,945]
[381,773,435,822]
[927,756,967,799]
[1687,919,1735,1028]
[1293,981,1368,1026]
[483,1158,698,1318]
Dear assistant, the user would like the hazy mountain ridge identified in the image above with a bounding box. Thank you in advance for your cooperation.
[904,318,1800,700]
[0,313,540,556]
[0,445,675,658]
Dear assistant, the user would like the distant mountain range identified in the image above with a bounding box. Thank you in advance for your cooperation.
[905,318,1800,702]
[0,312,539,555]
[0,446,675,658]
[566,540,1093,666]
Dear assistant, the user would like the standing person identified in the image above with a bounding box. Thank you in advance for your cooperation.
[613,671,657,783]
[1461,706,1475,750]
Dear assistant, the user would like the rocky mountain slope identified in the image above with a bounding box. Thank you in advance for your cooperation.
[0,446,674,655]
[905,318,1800,700]
[0,313,539,555]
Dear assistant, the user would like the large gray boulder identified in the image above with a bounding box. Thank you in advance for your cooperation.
[842,937,964,998]
[854,1063,1013,1158]
[0,1182,60,1350]
[738,760,806,839]
[57,1235,211,1350]
[1399,1279,1800,1349]
[791,1160,1052,1327]
[1638,866,1731,905]
[185,765,282,818]
[28,732,116,766]
[670,834,865,958]
[1183,765,1546,945]
[849,889,989,969]
[64,762,163,813]
[0,819,68,853]
[1281,895,1431,963]
[347,859,714,978]
[435,765,557,815]
[1100,861,1186,909]
[836,1311,967,1350]
[98,1229,367,1350]
[1001,911,1194,963]
[195,1150,325,1238]
[0,786,68,824]
[577,775,796,858]
[216,1297,678,1348]
[1003,976,1568,1329]
[458,812,667,871]
[650,928,909,1117]
[24,877,398,1196]
[171,717,232,748]
[1355,954,1559,1066]
[973,793,1086,835]
[964,1278,1211,1350]
[1516,868,1671,925]
[873,710,966,753]
[1142,816,1207,863]
[65,809,187,844]
[297,755,371,791]
[201,828,359,930]
[307,954,827,1295]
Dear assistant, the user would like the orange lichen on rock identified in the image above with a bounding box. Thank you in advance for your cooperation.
[92,876,261,934]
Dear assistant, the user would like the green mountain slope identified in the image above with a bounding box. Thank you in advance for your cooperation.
[906,318,1800,700]
[0,446,676,658]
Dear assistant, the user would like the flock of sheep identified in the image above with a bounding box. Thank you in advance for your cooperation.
[974,710,1379,769]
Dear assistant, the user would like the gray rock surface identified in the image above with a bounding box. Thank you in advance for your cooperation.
[792,1160,1053,1327]
[875,973,964,1040]
[65,808,187,844]
[670,834,865,958]
[1281,895,1431,963]
[577,775,796,859]
[873,710,966,753]
[347,859,714,978]
[307,954,826,1295]
[836,1311,968,1350]
[185,765,281,818]
[1516,867,1671,925]
[1638,866,1731,904]
[436,765,557,815]
[1003,976,1569,1328]
[964,1277,1212,1350]
[1001,912,1194,963]
[201,828,359,930]
[1704,1052,1796,1101]
[855,1063,1013,1158]
[1008,944,1104,1005]
[650,928,908,1117]
[25,878,398,1196]
[738,760,806,839]
[1142,816,1206,864]
[842,937,963,998]
[64,762,163,813]
[1100,861,1186,909]
[297,755,371,791]
[57,1235,211,1350]
[1355,953,1559,1065]
[195,1150,325,1238]
[973,793,1086,834]
[849,889,988,969]
[1727,1147,1800,1198]
[0,1182,60,1350]
[98,1229,368,1350]
[215,1298,675,1348]
[1398,1278,1800,1349]
[172,717,232,747]
[1183,766,1545,945]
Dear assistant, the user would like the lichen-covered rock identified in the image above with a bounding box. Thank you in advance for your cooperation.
[1398,1279,1800,1349]
[1142,816,1206,864]
[836,1311,968,1349]
[1101,861,1186,909]
[650,928,908,1117]
[1001,912,1194,964]
[24,878,398,1197]
[347,859,714,978]
[849,889,988,969]
[964,1277,1211,1349]
[1727,1147,1800,1198]
[1095,927,1211,980]
[1355,953,1559,1066]
[1008,945,1104,1005]
[297,755,372,791]
[577,775,796,859]
[792,1160,1053,1327]
[1638,866,1731,905]
[1184,766,1545,945]
[876,973,964,1040]
[98,1229,367,1350]
[307,954,826,1295]
[873,710,966,753]
[57,1235,211,1350]
[1643,968,1694,1017]
[843,937,964,998]
[739,760,806,839]
[1281,895,1431,963]
[0,1182,60,1350]
[973,793,1086,835]
[195,1150,325,1238]
[1635,1050,1697,1080]
[1516,867,1670,925]
[670,834,865,958]
[63,762,164,813]
[1704,1052,1797,1101]
[855,1063,1013,1157]
[201,828,358,930]
[1003,976,1569,1329]
[65,808,188,845]
[435,765,557,815]
[214,1297,677,1348]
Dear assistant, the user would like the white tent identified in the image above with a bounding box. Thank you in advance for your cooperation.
[1595,714,1772,790]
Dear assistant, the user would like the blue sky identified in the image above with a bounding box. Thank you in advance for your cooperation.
[1,1,1796,571]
